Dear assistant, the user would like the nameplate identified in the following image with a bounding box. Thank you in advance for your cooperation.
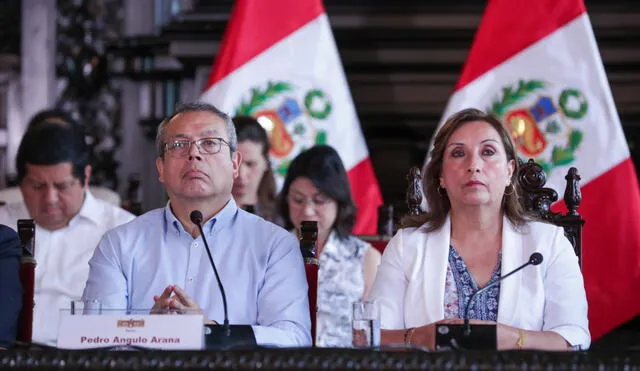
[57,314,204,350]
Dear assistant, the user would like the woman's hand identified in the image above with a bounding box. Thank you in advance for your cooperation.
[496,323,572,350]
[384,319,572,351]
[496,323,520,350]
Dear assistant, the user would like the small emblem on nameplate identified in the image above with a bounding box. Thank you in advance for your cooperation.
[117,319,145,328]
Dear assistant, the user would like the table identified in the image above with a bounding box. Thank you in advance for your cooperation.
[1,347,639,370]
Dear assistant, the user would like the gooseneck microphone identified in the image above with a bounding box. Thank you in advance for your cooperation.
[190,210,230,336]
[462,252,543,336]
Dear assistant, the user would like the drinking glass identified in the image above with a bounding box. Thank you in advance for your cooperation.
[352,300,380,348]
[69,299,102,315]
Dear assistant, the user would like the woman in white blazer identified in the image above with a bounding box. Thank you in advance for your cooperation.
[368,108,589,351]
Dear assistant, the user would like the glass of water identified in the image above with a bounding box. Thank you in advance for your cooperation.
[70,299,102,315]
[352,300,380,348]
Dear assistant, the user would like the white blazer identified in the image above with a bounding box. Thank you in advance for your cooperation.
[368,215,590,349]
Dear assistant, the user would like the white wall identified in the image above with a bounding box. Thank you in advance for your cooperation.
[10,0,57,176]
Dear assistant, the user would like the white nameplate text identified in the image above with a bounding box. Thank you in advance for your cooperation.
[57,314,204,350]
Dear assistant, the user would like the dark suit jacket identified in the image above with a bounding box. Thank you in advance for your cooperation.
[0,224,21,347]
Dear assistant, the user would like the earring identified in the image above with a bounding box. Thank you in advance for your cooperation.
[504,183,515,196]
[437,185,447,196]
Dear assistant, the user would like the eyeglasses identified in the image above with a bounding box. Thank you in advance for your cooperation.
[287,194,333,208]
[164,137,231,158]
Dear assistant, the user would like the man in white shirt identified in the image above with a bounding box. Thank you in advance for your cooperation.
[0,111,135,345]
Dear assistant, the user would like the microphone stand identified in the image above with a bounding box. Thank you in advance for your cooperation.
[435,253,543,350]
[463,253,543,336]
[193,220,230,336]
[189,210,256,350]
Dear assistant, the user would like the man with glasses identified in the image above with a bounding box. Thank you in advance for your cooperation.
[83,102,311,347]
[0,114,135,345]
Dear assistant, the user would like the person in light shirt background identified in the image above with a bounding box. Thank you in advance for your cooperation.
[0,111,135,345]
[82,102,311,347]
[277,145,381,347]
[231,115,282,225]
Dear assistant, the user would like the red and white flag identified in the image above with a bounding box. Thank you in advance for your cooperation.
[201,0,382,234]
[439,0,640,339]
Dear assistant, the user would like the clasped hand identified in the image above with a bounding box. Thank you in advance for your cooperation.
[150,285,217,325]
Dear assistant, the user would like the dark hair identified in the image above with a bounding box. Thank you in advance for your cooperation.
[277,145,356,239]
[16,122,89,184]
[233,115,278,220]
[403,108,528,231]
[156,102,237,157]
[27,109,80,131]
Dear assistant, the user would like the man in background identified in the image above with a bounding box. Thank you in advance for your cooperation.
[0,111,135,345]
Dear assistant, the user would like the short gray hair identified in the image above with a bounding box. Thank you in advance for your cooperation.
[155,102,237,157]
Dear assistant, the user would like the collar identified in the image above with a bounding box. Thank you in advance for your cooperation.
[68,190,102,227]
[419,214,524,325]
[164,197,239,237]
[323,230,339,253]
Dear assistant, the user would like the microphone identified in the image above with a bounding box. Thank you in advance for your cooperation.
[190,210,230,336]
[462,252,543,336]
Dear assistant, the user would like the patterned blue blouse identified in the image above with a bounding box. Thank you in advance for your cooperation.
[443,246,502,320]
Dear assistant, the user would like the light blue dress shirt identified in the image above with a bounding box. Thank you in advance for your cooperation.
[82,198,311,347]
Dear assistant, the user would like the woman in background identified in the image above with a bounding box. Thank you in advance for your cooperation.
[232,116,280,224]
[277,145,381,347]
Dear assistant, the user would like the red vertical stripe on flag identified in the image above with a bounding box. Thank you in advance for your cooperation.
[207,0,325,86]
[552,159,640,339]
[347,158,383,235]
[456,0,586,90]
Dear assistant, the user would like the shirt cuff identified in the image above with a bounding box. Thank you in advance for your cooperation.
[251,325,311,348]
[548,325,591,350]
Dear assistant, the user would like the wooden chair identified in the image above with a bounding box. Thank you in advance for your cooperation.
[304,258,318,346]
[121,173,144,216]
[358,205,395,254]
[517,159,585,266]
[360,236,391,255]
[405,159,585,266]
[358,168,427,254]
[300,221,319,346]
[16,219,36,343]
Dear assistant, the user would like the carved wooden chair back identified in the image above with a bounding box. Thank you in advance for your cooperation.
[517,159,585,267]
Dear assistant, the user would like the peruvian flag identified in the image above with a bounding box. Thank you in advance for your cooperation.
[200,0,382,234]
[440,0,640,339]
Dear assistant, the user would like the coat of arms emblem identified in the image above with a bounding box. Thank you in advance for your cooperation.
[488,80,588,174]
[235,81,332,177]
